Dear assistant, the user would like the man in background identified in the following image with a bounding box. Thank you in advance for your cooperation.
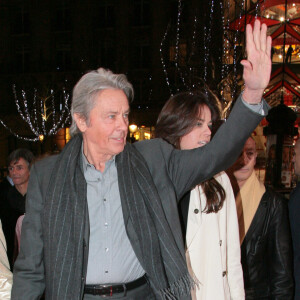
[227,137,294,299]
[289,138,300,300]
[3,149,34,267]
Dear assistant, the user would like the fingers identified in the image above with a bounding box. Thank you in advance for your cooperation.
[260,23,268,52]
[246,23,253,53]
[253,19,261,51]
[266,36,272,58]
[246,19,271,56]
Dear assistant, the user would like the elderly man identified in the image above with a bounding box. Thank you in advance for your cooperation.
[12,21,271,300]
[227,137,294,299]
[289,139,300,300]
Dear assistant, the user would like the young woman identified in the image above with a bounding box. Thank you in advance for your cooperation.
[155,89,245,300]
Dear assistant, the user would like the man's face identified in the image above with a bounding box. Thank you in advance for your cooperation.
[76,89,130,159]
[293,141,300,176]
[8,158,30,187]
[231,138,257,186]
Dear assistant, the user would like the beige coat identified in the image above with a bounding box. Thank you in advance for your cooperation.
[186,172,245,300]
[0,220,12,299]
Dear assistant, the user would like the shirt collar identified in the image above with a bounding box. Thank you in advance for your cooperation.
[81,143,115,173]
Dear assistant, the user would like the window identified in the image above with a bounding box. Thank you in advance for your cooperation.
[99,43,116,69]
[97,4,115,28]
[14,47,31,73]
[132,0,150,26]
[55,45,71,71]
[12,9,30,35]
[169,43,187,66]
[132,78,150,103]
[53,8,71,31]
[132,44,150,69]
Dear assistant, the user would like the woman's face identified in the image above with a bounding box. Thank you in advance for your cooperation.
[180,105,212,150]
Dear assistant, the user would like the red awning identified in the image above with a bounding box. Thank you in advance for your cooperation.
[271,24,300,43]
[290,18,300,26]
[270,66,300,85]
[264,80,300,98]
[260,0,300,10]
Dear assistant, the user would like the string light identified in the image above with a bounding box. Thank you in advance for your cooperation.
[203,0,215,83]
[174,0,182,69]
[0,86,71,141]
[158,0,264,114]
[160,22,173,95]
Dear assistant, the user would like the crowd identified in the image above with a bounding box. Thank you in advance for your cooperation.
[0,20,298,300]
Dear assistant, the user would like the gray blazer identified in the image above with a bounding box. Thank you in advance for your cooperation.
[11,95,268,300]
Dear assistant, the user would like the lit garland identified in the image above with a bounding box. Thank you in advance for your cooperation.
[203,0,215,83]
[160,22,173,95]
[158,0,266,113]
[0,85,71,142]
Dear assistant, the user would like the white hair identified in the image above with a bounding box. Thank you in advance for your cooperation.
[70,68,134,136]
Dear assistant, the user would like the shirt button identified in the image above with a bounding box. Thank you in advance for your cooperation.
[194,209,199,214]
[103,198,106,202]
[105,271,108,273]
[219,240,222,246]
[104,222,108,227]
[105,247,109,252]
[222,271,227,277]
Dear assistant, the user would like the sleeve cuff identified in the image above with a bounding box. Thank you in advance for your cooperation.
[241,95,265,115]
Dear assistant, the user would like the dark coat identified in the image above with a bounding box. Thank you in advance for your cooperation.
[289,183,300,300]
[241,187,294,299]
[0,179,25,268]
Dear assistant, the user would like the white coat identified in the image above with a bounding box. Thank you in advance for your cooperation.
[186,172,245,300]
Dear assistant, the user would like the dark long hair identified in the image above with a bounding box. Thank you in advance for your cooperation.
[155,89,225,213]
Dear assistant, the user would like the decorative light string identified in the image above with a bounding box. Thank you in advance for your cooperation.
[191,15,198,89]
[174,0,182,69]
[159,0,263,107]
[160,22,173,95]
[203,0,215,83]
[148,75,153,102]
[0,86,71,141]
[230,0,245,101]
[48,88,71,135]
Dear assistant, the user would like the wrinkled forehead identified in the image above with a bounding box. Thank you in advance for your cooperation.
[243,138,256,152]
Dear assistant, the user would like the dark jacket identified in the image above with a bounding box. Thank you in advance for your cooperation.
[241,187,294,299]
[289,183,300,300]
[0,180,25,268]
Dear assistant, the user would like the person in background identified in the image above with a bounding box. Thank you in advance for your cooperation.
[155,89,245,300]
[6,149,34,267]
[286,45,293,63]
[289,138,300,300]
[227,137,294,299]
[0,220,13,300]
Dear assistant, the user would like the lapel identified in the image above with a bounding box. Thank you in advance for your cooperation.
[186,187,204,249]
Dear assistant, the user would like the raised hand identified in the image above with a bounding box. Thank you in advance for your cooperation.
[241,19,272,104]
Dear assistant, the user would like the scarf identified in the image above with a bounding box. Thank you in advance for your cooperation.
[235,171,265,244]
[43,134,193,299]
